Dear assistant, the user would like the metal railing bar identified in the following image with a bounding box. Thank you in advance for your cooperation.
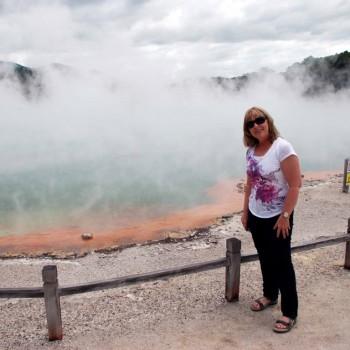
[59,257,227,296]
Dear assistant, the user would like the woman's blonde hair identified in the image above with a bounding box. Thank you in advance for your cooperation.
[243,106,280,147]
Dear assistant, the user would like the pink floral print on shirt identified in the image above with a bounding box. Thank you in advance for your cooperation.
[247,152,284,210]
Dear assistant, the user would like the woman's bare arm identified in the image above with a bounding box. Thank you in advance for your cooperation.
[241,176,252,230]
[274,154,302,238]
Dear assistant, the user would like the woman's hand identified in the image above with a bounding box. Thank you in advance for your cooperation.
[273,215,290,238]
[276,154,301,239]
[241,211,248,231]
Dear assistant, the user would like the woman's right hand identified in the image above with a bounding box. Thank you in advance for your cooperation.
[241,211,248,231]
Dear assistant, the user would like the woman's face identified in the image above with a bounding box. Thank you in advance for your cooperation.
[247,111,269,144]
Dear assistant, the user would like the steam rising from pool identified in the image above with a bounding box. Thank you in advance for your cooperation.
[0,66,349,235]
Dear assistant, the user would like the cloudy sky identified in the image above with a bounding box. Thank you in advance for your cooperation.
[1,0,350,78]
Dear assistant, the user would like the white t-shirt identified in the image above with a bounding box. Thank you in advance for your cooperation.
[246,137,297,218]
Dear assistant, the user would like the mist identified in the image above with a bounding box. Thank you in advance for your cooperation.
[0,0,349,235]
[1,64,349,234]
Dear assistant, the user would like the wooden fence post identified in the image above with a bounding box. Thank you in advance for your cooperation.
[225,238,241,302]
[343,158,350,193]
[42,265,63,341]
[344,218,350,269]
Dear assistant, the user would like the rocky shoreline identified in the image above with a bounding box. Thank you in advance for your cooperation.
[1,173,350,349]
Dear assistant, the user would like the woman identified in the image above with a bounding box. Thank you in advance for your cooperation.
[241,106,301,333]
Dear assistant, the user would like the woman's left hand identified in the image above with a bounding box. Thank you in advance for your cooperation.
[273,216,290,239]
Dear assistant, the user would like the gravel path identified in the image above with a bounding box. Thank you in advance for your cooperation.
[0,175,349,349]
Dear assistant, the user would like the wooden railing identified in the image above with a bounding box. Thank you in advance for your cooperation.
[1,219,350,341]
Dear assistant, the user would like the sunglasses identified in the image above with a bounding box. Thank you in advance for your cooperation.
[246,115,266,129]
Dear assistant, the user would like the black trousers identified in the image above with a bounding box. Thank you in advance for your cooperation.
[248,210,298,319]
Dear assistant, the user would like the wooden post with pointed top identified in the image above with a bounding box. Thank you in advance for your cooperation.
[225,238,241,302]
[344,218,350,270]
[42,265,63,341]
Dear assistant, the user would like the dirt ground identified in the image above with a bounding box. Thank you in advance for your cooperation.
[113,275,350,350]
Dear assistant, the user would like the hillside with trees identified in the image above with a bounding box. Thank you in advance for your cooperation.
[1,51,350,97]
[213,50,350,95]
